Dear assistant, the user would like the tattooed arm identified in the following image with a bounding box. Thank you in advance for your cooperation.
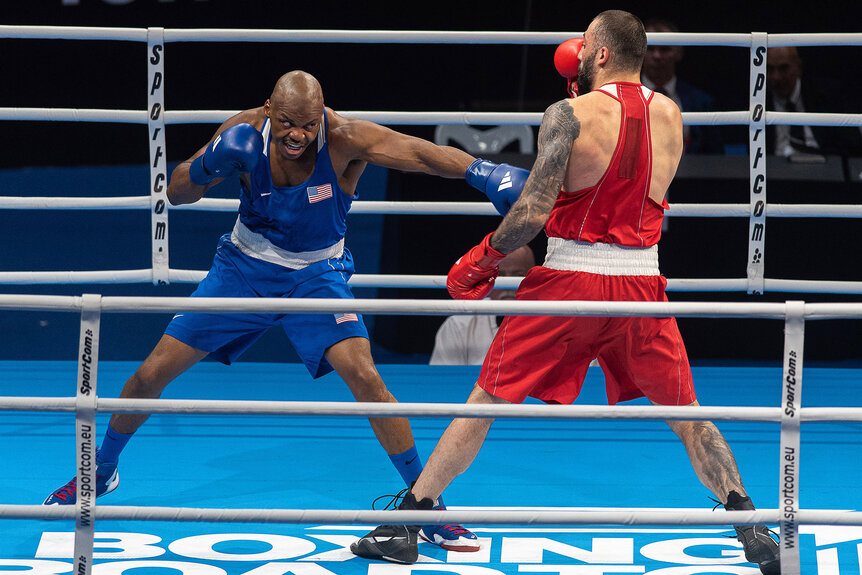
[489,100,580,254]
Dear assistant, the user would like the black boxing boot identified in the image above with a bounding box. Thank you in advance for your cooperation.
[351,490,434,564]
[725,491,781,575]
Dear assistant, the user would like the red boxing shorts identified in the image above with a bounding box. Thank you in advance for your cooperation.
[477,266,695,406]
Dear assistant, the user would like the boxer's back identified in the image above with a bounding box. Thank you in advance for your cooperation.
[564,85,683,206]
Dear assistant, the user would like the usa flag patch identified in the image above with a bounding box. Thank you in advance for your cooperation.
[334,313,358,324]
[307,183,333,203]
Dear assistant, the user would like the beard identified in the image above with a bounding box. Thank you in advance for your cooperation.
[576,50,597,95]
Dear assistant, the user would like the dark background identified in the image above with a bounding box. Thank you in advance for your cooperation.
[3,0,862,162]
[2,0,862,364]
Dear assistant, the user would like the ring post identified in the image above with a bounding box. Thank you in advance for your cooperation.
[779,300,804,575]
[74,294,101,575]
[147,27,169,285]
[747,32,768,295]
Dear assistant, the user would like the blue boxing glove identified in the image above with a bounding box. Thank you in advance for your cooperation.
[465,159,529,216]
[189,123,264,185]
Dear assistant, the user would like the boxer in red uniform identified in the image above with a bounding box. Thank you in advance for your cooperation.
[352,10,780,574]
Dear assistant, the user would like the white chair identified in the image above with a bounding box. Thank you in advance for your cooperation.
[433,124,534,154]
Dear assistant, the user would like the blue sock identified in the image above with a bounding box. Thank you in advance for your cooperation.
[389,445,423,484]
[96,425,133,467]
[389,446,445,509]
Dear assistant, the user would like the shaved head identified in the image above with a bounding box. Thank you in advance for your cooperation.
[271,70,323,107]
[264,70,325,161]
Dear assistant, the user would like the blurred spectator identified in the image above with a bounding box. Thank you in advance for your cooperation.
[430,246,535,365]
[641,18,723,155]
[766,46,862,158]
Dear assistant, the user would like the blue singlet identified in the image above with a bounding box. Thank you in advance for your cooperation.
[164,110,367,378]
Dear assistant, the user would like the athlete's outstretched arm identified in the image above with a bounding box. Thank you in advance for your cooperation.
[338,115,476,178]
[336,111,530,214]
[490,100,580,253]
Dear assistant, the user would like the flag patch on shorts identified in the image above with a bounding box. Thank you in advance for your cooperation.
[307,183,333,203]
[334,312,358,324]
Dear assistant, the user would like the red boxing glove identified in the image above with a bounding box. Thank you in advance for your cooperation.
[554,38,584,98]
[447,233,507,300]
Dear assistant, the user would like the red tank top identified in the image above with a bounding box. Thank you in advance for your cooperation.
[544,82,668,248]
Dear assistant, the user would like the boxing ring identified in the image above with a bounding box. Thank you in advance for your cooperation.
[2,26,862,575]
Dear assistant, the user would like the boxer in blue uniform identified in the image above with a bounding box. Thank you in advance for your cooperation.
[44,70,528,551]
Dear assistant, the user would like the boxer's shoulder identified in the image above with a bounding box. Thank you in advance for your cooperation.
[221,107,266,133]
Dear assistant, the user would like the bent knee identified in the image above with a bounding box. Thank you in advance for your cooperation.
[124,369,164,398]
[345,368,395,403]
[127,360,178,397]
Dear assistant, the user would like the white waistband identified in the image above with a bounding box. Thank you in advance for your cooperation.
[230,218,344,269]
[543,237,660,276]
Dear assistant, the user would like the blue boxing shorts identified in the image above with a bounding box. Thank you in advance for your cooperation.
[164,234,367,378]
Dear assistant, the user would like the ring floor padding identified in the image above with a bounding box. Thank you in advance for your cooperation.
[1,361,860,574]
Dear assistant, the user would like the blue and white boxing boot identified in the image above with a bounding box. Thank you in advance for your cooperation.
[419,523,480,551]
[43,457,119,505]
[420,493,480,551]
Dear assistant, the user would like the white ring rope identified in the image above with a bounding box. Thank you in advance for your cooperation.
[0,273,861,294]
[2,26,861,47]
[2,397,862,424]
[1,107,860,127]
[3,273,862,294]
[3,294,862,319]
[767,33,862,47]
[0,295,801,316]
[0,26,761,45]
[6,197,862,218]
[4,504,860,528]
[0,25,148,41]
[1,505,860,527]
